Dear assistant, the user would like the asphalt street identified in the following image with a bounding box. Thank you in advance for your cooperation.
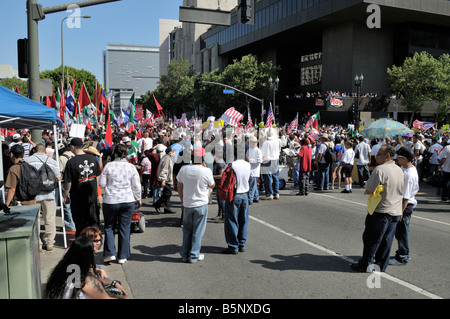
[41,180,450,302]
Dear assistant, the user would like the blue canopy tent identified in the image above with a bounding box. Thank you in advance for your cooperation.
[0,84,67,247]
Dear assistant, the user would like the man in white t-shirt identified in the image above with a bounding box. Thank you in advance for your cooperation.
[177,147,215,263]
[437,143,450,202]
[222,146,251,255]
[390,147,419,265]
[428,139,443,178]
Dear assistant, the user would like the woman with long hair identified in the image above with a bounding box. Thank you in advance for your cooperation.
[44,236,127,299]
[99,143,141,264]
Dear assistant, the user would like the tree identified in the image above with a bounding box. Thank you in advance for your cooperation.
[138,58,195,117]
[0,77,28,96]
[387,52,443,125]
[40,66,98,98]
[434,54,450,123]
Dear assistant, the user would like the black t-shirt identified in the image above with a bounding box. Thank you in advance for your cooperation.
[64,153,101,203]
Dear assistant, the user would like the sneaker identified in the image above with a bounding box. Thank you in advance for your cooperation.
[296,192,305,196]
[274,194,279,199]
[263,195,273,200]
[341,189,350,193]
[238,247,246,253]
[198,254,204,261]
[253,199,259,203]
[222,248,238,255]
[104,256,116,263]
[118,258,127,264]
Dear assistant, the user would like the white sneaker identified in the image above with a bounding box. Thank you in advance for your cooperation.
[104,256,116,263]
[118,259,127,264]
[198,254,204,261]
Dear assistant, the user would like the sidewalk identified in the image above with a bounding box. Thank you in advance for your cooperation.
[39,214,134,299]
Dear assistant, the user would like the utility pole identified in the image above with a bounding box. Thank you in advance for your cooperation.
[25,0,120,143]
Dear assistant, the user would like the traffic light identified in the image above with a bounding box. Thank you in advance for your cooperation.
[194,77,202,89]
[17,38,28,79]
[240,0,253,24]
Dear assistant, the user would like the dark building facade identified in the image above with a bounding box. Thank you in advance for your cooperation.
[201,0,450,125]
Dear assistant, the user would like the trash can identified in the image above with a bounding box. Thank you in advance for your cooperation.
[0,204,42,299]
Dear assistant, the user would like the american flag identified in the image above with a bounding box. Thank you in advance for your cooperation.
[219,107,244,127]
[265,104,275,128]
[309,128,320,141]
[246,109,253,131]
[287,114,298,134]
[413,120,435,131]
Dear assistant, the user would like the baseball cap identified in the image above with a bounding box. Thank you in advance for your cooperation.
[396,146,414,162]
[122,136,131,143]
[69,137,83,147]
[12,134,21,140]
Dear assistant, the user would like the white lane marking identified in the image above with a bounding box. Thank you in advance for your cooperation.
[250,215,444,299]
[311,193,450,227]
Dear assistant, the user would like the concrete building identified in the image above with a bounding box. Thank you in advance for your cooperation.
[159,19,182,76]
[0,64,19,80]
[103,44,160,110]
[184,0,450,125]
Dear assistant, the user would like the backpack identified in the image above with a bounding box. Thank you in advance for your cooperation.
[217,164,236,202]
[37,157,57,192]
[324,144,336,163]
[15,162,42,202]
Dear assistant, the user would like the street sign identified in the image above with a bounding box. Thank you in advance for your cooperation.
[223,89,235,94]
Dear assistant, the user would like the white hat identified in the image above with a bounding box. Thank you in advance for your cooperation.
[122,136,131,143]
[266,128,276,140]
[12,133,21,140]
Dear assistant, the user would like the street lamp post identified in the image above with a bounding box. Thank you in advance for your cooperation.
[269,76,280,117]
[354,74,364,130]
[61,15,91,91]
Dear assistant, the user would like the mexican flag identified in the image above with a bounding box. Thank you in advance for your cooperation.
[126,92,136,133]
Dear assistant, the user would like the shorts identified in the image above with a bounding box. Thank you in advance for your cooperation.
[341,164,353,178]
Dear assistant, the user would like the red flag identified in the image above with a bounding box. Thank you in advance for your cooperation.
[46,96,51,107]
[72,76,76,96]
[60,86,66,119]
[153,92,164,118]
[105,110,113,147]
[51,90,57,109]
[78,82,92,110]
[14,83,21,95]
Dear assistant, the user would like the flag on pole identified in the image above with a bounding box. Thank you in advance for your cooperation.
[309,128,320,141]
[105,108,113,147]
[265,104,275,128]
[66,84,76,115]
[246,108,253,131]
[288,113,298,134]
[413,119,435,131]
[14,83,20,95]
[305,112,320,128]
[127,92,136,133]
[152,92,164,118]
[220,107,244,127]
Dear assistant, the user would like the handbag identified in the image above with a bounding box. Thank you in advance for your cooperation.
[367,185,384,215]
[104,284,126,299]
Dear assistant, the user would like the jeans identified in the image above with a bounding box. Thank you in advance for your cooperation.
[180,204,208,261]
[357,164,371,186]
[299,171,310,194]
[318,162,330,189]
[153,185,162,204]
[359,212,400,272]
[248,177,259,202]
[142,174,150,197]
[55,187,76,231]
[394,204,413,263]
[103,202,135,260]
[224,193,249,252]
[292,164,299,187]
[262,160,280,197]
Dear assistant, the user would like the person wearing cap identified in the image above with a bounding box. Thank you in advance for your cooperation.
[314,133,332,191]
[351,145,404,273]
[437,140,450,202]
[63,137,102,237]
[9,132,35,158]
[176,146,215,263]
[412,134,426,181]
[122,136,138,166]
[153,146,176,214]
[390,146,419,266]
[340,139,356,193]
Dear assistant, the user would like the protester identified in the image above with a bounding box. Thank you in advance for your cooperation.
[297,138,312,196]
[177,147,215,263]
[25,144,61,251]
[390,146,419,266]
[222,146,251,255]
[44,236,128,299]
[247,136,262,204]
[153,146,176,214]
[63,138,102,237]
[355,135,372,187]
[99,143,141,264]
[351,145,404,272]
[314,133,332,191]
[340,139,355,193]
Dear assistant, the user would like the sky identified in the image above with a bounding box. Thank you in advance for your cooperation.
[0,0,182,83]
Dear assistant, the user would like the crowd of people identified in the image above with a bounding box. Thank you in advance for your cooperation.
[2,119,450,298]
